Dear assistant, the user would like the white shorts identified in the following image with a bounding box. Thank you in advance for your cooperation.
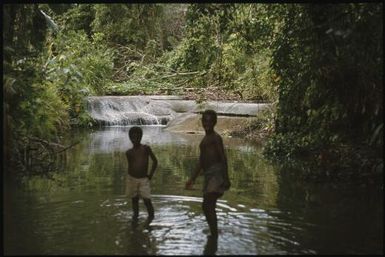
[126,174,151,199]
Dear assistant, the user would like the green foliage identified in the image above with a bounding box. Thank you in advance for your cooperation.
[4,4,115,155]
[4,56,69,139]
[5,3,382,181]
[3,4,68,141]
[3,4,47,55]
[162,4,188,50]
[52,3,279,102]
[43,30,114,125]
[264,3,383,177]
[103,60,191,96]
[166,4,231,86]
[91,4,165,50]
[164,4,279,101]
[59,4,95,37]
[230,104,277,142]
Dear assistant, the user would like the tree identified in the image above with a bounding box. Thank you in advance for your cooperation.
[264,3,383,179]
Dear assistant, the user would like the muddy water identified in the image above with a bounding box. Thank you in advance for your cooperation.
[4,126,383,255]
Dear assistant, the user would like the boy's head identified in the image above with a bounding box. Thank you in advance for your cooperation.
[129,126,143,145]
[202,109,217,131]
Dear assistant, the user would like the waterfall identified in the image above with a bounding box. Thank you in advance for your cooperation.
[86,95,270,126]
[87,96,176,126]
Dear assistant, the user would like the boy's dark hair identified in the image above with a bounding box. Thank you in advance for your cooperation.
[129,126,143,138]
[202,109,217,125]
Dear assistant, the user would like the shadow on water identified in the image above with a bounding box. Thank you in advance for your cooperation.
[4,126,383,255]
[126,219,155,255]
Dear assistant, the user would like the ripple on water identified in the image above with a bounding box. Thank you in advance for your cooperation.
[24,193,317,255]
[100,193,316,255]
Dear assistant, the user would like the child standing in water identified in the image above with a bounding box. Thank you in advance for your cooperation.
[185,110,231,238]
[126,126,158,223]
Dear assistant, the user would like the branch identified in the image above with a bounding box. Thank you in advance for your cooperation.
[160,71,201,79]
[55,141,79,153]
[28,136,65,148]
[27,136,79,152]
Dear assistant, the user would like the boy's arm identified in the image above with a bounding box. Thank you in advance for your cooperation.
[185,154,202,189]
[126,150,130,170]
[147,146,158,180]
[191,163,202,182]
[217,135,231,188]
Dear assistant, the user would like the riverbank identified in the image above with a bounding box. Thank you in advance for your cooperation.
[164,113,255,136]
[156,87,275,143]
[179,87,274,144]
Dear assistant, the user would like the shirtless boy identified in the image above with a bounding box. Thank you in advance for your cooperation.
[185,110,231,238]
[126,126,158,223]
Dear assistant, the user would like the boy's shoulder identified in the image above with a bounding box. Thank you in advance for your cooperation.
[202,131,222,143]
[141,144,153,152]
[127,144,150,150]
[213,131,223,141]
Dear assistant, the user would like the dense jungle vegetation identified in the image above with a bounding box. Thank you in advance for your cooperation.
[3,3,383,182]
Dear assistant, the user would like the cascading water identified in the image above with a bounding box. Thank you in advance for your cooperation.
[86,95,271,127]
[87,96,177,126]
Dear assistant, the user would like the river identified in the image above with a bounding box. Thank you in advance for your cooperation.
[4,126,383,255]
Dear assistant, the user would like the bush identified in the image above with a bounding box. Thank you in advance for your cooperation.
[43,30,114,125]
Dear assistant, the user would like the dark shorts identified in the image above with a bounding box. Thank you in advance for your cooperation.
[203,163,227,195]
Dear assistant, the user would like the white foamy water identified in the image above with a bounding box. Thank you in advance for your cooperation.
[86,95,270,126]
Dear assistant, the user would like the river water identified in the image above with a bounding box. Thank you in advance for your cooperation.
[4,126,383,255]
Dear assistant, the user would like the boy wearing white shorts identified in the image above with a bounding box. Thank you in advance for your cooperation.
[126,126,158,223]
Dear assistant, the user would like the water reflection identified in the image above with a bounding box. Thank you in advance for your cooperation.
[276,169,383,255]
[89,126,198,153]
[4,127,383,255]
[128,219,156,255]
